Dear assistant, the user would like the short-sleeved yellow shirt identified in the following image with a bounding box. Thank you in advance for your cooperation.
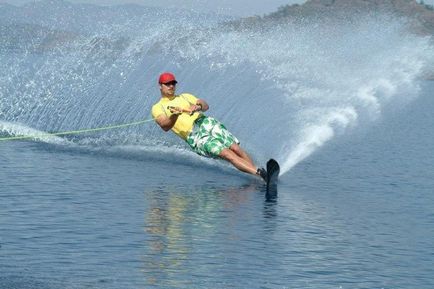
[151,93,203,140]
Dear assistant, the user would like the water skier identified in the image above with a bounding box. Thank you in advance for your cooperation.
[151,72,267,181]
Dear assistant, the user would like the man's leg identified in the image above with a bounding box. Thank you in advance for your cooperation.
[229,143,255,167]
[219,148,258,175]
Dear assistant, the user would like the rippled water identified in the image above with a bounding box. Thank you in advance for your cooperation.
[1,82,433,289]
[1,2,434,288]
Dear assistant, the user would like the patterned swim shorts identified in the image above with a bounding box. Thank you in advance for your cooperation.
[186,116,239,158]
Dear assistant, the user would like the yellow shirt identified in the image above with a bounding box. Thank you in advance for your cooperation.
[151,93,203,140]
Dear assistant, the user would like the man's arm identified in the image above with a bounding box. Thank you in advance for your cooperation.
[155,112,180,132]
[193,99,209,112]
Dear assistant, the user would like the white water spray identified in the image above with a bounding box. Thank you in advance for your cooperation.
[0,3,432,176]
[174,15,432,174]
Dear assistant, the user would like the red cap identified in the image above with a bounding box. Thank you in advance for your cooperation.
[158,72,177,84]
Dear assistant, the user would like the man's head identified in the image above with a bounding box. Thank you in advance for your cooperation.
[159,72,177,97]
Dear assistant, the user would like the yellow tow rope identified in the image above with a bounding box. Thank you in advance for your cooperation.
[0,118,155,142]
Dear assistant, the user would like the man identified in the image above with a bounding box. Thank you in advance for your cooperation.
[151,72,267,181]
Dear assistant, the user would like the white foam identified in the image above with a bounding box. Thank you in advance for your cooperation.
[281,107,358,173]
[0,121,71,145]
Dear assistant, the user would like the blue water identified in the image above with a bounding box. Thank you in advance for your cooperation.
[1,81,433,288]
[1,1,434,288]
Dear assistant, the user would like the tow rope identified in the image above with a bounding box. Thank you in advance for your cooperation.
[0,118,155,142]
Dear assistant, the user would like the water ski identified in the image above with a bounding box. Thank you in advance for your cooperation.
[266,159,280,193]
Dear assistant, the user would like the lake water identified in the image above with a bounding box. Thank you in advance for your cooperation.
[1,2,434,288]
[1,81,433,289]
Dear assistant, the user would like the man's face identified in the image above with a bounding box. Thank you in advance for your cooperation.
[160,81,177,97]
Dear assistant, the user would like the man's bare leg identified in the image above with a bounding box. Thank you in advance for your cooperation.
[219,148,258,175]
[228,143,255,167]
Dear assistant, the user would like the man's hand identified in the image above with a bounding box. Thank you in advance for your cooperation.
[167,106,183,115]
[168,103,203,116]
[189,104,202,115]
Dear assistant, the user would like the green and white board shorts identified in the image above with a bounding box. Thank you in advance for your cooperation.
[186,116,239,158]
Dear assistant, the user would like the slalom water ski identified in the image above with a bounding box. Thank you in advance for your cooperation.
[266,158,280,193]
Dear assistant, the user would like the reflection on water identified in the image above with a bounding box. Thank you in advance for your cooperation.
[142,182,271,287]
[143,189,190,287]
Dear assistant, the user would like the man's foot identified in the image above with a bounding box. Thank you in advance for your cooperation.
[256,167,268,182]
